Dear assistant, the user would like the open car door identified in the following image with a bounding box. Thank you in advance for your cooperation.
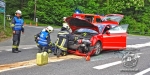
[101,14,124,25]
[102,24,129,50]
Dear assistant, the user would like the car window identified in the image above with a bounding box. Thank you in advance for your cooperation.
[110,25,117,28]
[97,25,105,33]
[109,26,122,31]
[108,24,129,33]
[85,16,94,22]
[96,18,102,23]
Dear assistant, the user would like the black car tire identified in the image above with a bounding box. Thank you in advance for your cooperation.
[94,42,102,56]
[56,48,62,58]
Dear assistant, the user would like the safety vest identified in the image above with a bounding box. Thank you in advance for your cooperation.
[14,16,24,31]
[55,31,69,51]
[38,31,49,46]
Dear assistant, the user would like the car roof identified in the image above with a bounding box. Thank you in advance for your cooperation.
[94,23,118,26]
[73,13,101,16]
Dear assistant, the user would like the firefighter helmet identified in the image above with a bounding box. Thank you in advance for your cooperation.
[63,23,70,30]
[46,26,54,33]
[15,10,22,15]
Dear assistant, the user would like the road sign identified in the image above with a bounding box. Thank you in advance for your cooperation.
[0,7,4,13]
[0,1,5,30]
[0,1,5,8]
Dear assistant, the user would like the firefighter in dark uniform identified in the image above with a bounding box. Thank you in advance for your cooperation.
[34,26,54,53]
[11,10,24,53]
[55,24,75,56]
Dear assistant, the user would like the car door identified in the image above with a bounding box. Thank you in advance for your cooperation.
[102,14,124,25]
[102,24,129,50]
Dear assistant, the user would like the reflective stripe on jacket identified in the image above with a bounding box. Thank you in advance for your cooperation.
[55,31,69,51]
[13,17,24,31]
[38,31,49,46]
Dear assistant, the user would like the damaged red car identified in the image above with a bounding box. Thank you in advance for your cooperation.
[65,15,129,58]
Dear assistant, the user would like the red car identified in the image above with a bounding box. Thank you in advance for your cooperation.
[66,15,129,59]
[72,13,124,25]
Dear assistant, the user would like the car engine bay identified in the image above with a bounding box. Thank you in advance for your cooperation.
[68,32,97,53]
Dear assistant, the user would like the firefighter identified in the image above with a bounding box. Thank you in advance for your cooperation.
[11,10,24,53]
[55,24,75,56]
[62,17,72,32]
[34,26,54,53]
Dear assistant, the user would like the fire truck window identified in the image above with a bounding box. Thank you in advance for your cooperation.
[96,18,102,23]
[85,16,93,22]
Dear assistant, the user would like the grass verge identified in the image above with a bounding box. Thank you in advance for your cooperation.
[0,20,12,42]
[24,19,61,28]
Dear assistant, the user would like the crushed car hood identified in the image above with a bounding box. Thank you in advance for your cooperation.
[66,17,99,33]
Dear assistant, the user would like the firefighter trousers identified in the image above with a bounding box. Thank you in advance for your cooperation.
[12,31,21,51]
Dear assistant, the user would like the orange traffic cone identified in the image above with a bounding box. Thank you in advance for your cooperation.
[36,22,38,26]
[30,22,32,26]
[75,50,79,54]
[86,56,90,61]
[24,22,26,26]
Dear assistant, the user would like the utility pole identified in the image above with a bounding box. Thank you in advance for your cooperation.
[4,2,5,30]
[34,0,36,21]
[107,0,109,14]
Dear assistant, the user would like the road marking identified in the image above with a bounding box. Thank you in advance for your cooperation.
[127,37,134,39]
[139,38,147,39]
[93,61,122,70]
[5,49,11,51]
[0,55,83,73]
[0,64,36,73]
[127,42,150,48]
[135,68,150,75]
[25,25,60,31]
[22,47,34,49]
[93,53,142,70]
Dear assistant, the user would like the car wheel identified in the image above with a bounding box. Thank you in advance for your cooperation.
[94,42,102,56]
[56,48,62,58]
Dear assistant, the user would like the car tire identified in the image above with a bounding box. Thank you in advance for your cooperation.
[56,48,62,58]
[94,42,102,56]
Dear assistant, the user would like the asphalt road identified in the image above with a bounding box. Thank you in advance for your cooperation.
[0,26,150,75]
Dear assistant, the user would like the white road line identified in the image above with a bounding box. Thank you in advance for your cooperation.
[93,61,122,70]
[22,47,34,49]
[135,68,150,75]
[93,54,142,70]
[25,26,60,30]
[0,64,36,73]
[5,49,11,51]
[127,42,150,48]
[35,27,44,28]
[139,38,147,39]
[127,37,134,39]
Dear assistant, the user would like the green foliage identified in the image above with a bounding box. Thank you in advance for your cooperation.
[4,0,150,35]
[0,14,12,41]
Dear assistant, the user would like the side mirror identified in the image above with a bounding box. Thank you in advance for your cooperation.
[106,31,110,34]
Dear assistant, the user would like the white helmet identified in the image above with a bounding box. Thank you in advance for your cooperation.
[15,10,22,15]
[63,23,70,30]
[63,17,67,22]
[46,26,54,33]
[63,17,66,20]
